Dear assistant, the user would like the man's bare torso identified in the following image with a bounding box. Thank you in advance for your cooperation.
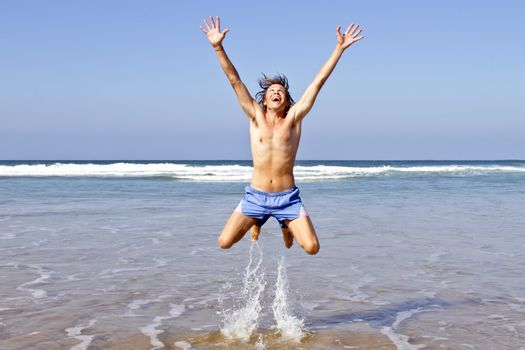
[202,15,362,254]
[249,108,301,192]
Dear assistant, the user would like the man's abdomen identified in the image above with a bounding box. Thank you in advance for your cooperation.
[251,160,296,193]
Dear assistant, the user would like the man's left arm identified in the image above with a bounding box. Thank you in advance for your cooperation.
[292,23,364,122]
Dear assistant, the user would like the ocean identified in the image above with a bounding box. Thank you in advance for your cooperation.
[1,160,524,349]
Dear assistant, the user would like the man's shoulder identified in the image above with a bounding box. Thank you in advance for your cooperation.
[285,107,301,126]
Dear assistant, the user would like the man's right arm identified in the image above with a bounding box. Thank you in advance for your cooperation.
[200,17,258,121]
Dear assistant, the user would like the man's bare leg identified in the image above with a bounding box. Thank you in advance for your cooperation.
[281,226,294,249]
[251,225,261,241]
[218,211,258,249]
[251,225,293,248]
[285,216,320,255]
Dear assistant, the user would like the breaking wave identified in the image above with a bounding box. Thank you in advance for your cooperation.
[0,161,524,181]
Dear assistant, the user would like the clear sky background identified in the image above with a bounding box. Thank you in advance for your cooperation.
[1,0,524,160]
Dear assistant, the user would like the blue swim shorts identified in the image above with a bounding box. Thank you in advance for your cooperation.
[235,186,308,228]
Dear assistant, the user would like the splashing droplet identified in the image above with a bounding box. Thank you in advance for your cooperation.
[272,256,305,342]
[220,242,266,341]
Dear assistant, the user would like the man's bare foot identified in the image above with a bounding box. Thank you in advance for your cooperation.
[251,225,261,241]
[281,227,293,248]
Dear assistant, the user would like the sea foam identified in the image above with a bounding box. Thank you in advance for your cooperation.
[1,162,524,181]
[139,303,185,350]
[65,319,97,350]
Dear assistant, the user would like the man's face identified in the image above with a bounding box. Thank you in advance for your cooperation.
[264,84,288,111]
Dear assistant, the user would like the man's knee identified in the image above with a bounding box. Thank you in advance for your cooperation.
[218,236,233,249]
[303,240,319,255]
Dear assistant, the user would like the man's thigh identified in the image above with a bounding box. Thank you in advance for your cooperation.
[218,211,258,248]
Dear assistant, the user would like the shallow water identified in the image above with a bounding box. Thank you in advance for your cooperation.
[1,161,525,349]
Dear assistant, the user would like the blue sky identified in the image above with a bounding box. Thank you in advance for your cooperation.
[1,0,524,160]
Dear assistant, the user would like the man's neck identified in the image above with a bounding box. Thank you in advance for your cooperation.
[265,109,286,124]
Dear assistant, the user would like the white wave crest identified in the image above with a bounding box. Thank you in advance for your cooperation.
[0,162,523,181]
[0,163,252,181]
[293,164,525,179]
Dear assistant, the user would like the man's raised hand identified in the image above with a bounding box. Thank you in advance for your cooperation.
[336,23,364,50]
[200,16,230,48]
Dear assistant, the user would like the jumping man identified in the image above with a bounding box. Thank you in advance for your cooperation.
[200,16,364,255]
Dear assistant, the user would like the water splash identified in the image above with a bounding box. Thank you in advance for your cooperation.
[220,242,266,342]
[272,257,305,342]
[254,334,266,349]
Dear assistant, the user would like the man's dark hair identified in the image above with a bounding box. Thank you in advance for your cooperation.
[255,74,295,112]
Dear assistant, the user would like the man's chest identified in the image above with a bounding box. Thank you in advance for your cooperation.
[251,123,299,147]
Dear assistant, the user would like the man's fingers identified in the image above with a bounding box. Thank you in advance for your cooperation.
[222,28,230,36]
[354,36,364,42]
[349,25,360,37]
[199,26,207,34]
[345,23,354,35]
[209,16,216,28]
[353,28,363,38]
[217,16,221,30]
[203,19,211,31]
[336,25,342,39]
